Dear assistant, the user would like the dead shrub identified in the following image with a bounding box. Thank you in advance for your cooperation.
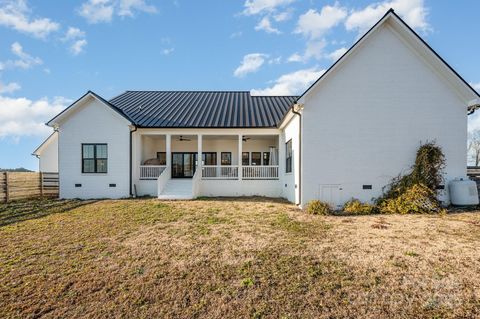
[305,200,332,215]
[379,184,445,214]
[378,141,446,204]
[343,199,379,215]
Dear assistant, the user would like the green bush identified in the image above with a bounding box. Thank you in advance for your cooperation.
[379,184,445,214]
[343,199,379,215]
[305,200,332,215]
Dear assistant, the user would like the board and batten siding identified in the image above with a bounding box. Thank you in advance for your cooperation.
[301,24,466,208]
[58,96,131,199]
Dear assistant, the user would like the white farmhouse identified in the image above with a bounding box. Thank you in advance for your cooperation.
[35,10,480,207]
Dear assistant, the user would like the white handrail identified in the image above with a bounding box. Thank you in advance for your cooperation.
[242,165,279,179]
[192,166,201,197]
[140,165,166,180]
[202,165,239,179]
[157,165,171,196]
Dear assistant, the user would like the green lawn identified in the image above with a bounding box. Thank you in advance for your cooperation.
[1,198,480,318]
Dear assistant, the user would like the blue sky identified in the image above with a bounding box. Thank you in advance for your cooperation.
[0,0,479,170]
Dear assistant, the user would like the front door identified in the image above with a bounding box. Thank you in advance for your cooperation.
[172,153,197,178]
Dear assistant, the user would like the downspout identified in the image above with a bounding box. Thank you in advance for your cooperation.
[129,125,138,197]
[291,102,303,206]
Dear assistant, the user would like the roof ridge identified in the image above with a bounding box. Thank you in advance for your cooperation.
[121,90,298,97]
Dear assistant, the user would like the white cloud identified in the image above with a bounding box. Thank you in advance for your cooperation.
[255,16,280,34]
[63,27,88,55]
[287,53,303,63]
[2,42,42,70]
[243,0,295,16]
[287,39,327,63]
[268,56,282,64]
[0,95,70,139]
[290,4,346,62]
[64,27,85,40]
[78,0,114,24]
[251,66,325,96]
[273,10,291,22]
[161,47,174,55]
[78,0,157,23]
[234,53,268,78]
[118,0,157,17]
[0,82,21,94]
[71,39,88,55]
[345,0,430,34]
[327,47,347,61]
[0,0,59,38]
[295,5,347,39]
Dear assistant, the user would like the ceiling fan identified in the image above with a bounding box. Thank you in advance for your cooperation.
[178,135,191,141]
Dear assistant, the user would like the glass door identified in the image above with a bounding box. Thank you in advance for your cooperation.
[171,153,197,178]
[183,153,195,177]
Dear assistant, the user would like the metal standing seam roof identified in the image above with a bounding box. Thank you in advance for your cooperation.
[109,91,298,128]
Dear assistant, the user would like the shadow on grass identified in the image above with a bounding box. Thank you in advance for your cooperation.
[0,198,97,227]
[195,196,290,204]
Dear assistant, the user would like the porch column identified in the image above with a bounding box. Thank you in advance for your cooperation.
[238,134,243,180]
[166,134,171,168]
[197,134,202,174]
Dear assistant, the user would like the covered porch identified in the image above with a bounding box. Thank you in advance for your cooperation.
[133,130,283,198]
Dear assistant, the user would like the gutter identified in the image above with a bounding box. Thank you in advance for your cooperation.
[129,125,138,197]
[291,102,303,206]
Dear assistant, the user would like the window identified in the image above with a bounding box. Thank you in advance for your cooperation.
[202,152,217,165]
[156,152,166,165]
[263,152,270,166]
[242,152,250,166]
[221,152,231,165]
[251,152,261,165]
[286,139,292,173]
[82,144,107,173]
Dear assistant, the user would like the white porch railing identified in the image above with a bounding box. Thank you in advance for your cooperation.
[200,165,279,180]
[140,165,166,180]
[242,165,279,179]
[202,165,239,179]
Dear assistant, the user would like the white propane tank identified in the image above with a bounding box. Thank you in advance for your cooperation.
[449,178,479,206]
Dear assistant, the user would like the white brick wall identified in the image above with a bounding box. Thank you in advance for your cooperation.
[301,23,467,208]
[58,96,131,199]
[280,116,300,204]
[38,133,58,172]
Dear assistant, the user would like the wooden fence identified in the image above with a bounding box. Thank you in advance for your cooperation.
[467,166,480,179]
[0,172,59,203]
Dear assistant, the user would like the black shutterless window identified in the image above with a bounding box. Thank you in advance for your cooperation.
[263,152,270,165]
[156,152,167,165]
[203,152,217,165]
[251,152,261,165]
[82,144,107,173]
[286,139,292,173]
[242,152,250,166]
[221,152,231,165]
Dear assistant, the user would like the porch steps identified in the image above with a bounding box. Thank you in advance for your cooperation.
[158,179,193,200]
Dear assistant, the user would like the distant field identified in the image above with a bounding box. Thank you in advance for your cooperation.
[1,198,479,318]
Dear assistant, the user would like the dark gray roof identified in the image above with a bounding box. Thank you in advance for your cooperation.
[109,91,297,128]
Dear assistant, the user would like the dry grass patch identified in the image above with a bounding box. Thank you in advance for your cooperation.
[1,198,480,318]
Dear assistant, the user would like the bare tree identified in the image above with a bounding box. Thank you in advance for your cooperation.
[468,130,480,166]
